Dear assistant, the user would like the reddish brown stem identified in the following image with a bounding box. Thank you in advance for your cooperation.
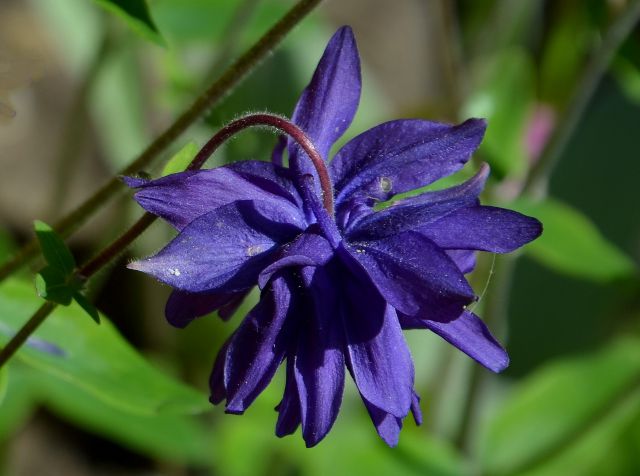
[189,113,334,215]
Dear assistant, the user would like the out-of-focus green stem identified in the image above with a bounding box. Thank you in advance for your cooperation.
[49,31,114,217]
[0,0,323,284]
[454,1,640,455]
[523,0,640,197]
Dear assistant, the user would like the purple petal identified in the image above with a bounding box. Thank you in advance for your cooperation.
[400,311,509,373]
[331,118,486,207]
[295,266,345,447]
[344,232,475,320]
[289,26,361,173]
[165,290,246,328]
[347,163,489,240]
[411,391,423,426]
[258,230,334,288]
[420,206,543,253]
[128,200,304,293]
[126,161,301,230]
[364,401,402,447]
[275,357,301,437]
[340,262,414,418]
[209,339,231,405]
[225,275,293,413]
[218,293,247,321]
[446,249,477,274]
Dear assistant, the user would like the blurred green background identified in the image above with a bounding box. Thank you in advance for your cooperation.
[1,0,639,474]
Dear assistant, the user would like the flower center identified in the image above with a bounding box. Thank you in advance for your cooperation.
[187,113,334,216]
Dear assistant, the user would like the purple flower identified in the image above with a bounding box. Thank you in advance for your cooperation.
[126,27,542,447]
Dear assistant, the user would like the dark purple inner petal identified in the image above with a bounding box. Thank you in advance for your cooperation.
[165,289,248,328]
[343,232,475,320]
[331,118,486,209]
[224,274,293,413]
[345,163,489,240]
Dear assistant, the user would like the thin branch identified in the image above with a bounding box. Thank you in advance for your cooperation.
[0,0,323,283]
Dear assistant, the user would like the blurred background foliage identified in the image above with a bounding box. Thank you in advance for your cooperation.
[0,0,639,474]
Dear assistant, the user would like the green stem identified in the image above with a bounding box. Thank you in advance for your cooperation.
[523,0,640,197]
[0,302,57,368]
[49,31,114,217]
[0,0,322,284]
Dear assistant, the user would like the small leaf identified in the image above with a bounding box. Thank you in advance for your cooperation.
[33,220,76,275]
[93,0,165,46]
[35,266,75,305]
[481,337,640,475]
[72,291,101,324]
[510,198,636,282]
[162,142,199,177]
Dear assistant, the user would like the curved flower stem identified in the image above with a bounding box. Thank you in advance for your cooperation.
[189,113,334,214]
[523,0,640,196]
[0,0,323,284]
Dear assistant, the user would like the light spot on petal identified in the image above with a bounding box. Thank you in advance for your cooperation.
[168,268,181,276]
[246,244,263,257]
[379,177,392,193]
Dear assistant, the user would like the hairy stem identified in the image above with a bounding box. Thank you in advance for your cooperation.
[0,0,323,283]
[189,113,334,214]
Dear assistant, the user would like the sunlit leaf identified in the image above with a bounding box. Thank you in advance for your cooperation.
[511,198,636,282]
[35,266,76,305]
[93,0,164,45]
[162,142,199,177]
[0,278,209,416]
[481,337,640,475]
[37,369,210,464]
[33,220,76,275]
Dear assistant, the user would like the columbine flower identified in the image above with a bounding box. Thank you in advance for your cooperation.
[126,26,542,447]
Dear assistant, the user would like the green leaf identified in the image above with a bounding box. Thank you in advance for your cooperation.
[481,338,640,475]
[510,198,636,282]
[0,278,209,416]
[33,220,76,275]
[35,266,76,305]
[93,0,165,46]
[0,364,37,442]
[72,291,101,324]
[464,47,535,178]
[36,370,209,464]
[0,365,7,406]
[161,142,199,177]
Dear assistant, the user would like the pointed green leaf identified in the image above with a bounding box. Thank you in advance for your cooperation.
[161,141,199,177]
[511,198,636,282]
[481,338,640,475]
[93,0,165,46]
[33,220,76,275]
[35,266,76,305]
[72,291,101,324]
[0,278,209,416]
